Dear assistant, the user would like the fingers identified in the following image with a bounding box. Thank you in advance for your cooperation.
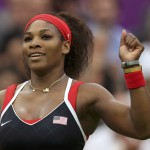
[124,33,144,52]
[120,29,127,46]
[125,33,136,47]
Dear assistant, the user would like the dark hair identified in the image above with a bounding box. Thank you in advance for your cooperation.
[24,12,94,79]
[55,12,94,79]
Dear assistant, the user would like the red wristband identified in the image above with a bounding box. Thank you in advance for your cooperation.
[124,71,146,89]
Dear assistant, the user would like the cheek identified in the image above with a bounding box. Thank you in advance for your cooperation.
[46,47,62,59]
[22,43,27,52]
[45,41,63,56]
[45,48,63,65]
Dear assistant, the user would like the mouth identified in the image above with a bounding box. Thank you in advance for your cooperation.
[29,52,46,58]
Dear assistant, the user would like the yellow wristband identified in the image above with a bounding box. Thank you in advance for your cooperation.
[123,65,142,73]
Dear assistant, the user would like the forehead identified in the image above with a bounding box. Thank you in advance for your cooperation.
[25,20,59,33]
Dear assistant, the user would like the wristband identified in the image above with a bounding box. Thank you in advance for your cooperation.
[122,60,139,68]
[124,71,145,89]
[124,65,142,73]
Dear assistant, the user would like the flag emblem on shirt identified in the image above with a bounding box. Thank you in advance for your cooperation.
[53,116,68,125]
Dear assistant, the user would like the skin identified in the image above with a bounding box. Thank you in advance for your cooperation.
[0,21,150,140]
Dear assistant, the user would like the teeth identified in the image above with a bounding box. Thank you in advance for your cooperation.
[30,54,44,57]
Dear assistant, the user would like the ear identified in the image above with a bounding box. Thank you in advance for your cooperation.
[62,40,70,55]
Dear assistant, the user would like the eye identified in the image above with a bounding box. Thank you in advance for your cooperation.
[24,36,32,42]
[41,34,52,40]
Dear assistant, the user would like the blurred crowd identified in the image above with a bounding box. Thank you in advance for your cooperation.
[0,0,150,149]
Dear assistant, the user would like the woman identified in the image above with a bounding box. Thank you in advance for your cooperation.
[0,12,149,150]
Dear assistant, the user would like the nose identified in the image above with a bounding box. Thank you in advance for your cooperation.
[29,38,41,49]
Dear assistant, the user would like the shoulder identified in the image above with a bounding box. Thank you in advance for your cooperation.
[75,81,114,110]
[0,89,6,100]
[78,82,113,100]
[0,89,6,110]
[0,83,24,110]
[75,82,115,131]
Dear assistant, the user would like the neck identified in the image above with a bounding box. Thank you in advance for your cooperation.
[30,71,66,89]
[30,73,66,93]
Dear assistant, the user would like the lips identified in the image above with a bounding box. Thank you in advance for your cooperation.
[29,52,46,57]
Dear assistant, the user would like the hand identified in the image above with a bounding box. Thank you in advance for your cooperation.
[119,29,144,62]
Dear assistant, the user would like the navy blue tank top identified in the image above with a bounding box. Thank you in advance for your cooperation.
[0,78,86,150]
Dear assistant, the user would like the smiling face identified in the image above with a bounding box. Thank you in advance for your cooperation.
[23,20,70,74]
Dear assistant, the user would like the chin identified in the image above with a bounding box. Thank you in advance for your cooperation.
[30,64,48,73]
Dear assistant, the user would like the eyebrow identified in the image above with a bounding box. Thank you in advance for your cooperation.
[24,29,51,35]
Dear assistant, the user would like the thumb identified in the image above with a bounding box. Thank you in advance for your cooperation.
[120,29,127,46]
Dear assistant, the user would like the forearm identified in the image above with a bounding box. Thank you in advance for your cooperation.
[130,86,150,138]
[119,30,150,138]
[123,65,150,138]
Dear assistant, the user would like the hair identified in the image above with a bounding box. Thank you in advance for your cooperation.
[55,12,94,79]
[24,12,94,79]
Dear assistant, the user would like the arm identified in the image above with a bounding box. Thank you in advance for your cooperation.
[119,30,150,139]
[98,30,150,139]
[78,31,150,139]
[94,85,150,140]
[0,90,6,111]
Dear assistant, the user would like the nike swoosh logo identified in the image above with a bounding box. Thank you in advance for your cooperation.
[1,120,12,127]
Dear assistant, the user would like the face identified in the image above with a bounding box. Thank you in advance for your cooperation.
[23,20,70,73]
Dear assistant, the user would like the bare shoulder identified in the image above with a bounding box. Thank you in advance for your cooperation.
[76,82,115,114]
[78,82,114,102]
[0,89,6,99]
[0,89,6,109]
[76,82,116,134]
[0,83,24,110]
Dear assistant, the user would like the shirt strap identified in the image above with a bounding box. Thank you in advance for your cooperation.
[68,81,84,111]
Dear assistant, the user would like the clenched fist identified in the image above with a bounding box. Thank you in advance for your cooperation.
[119,30,144,62]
